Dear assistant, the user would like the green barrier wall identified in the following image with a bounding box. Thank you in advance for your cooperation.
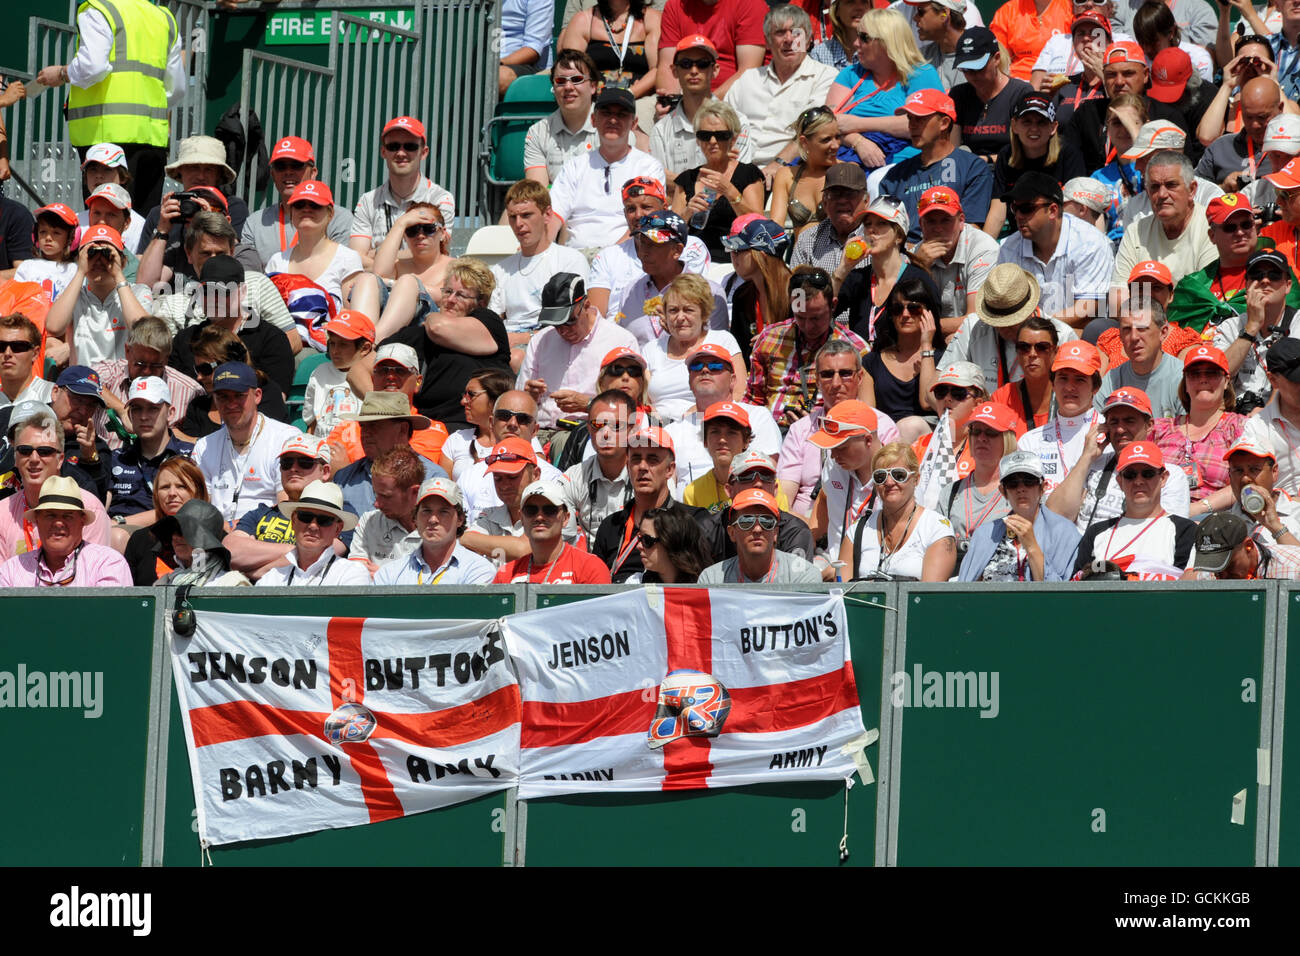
[1280,588,1298,866]
[158,588,519,866]
[0,592,160,866]
[892,585,1268,866]
[517,585,887,867]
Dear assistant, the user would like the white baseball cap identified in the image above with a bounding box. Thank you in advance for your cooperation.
[1263,115,1300,154]
[126,376,171,406]
[521,479,569,508]
[374,343,420,372]
[82,143,127,170]
[88,182,132,210]
[417,476,465,509]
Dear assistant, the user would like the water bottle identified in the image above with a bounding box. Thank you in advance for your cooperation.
[691,187,717,230]
[1242,486,1267,516]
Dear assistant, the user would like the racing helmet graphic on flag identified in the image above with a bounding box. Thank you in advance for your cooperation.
[647,669,732,750]
[324,702,377,744]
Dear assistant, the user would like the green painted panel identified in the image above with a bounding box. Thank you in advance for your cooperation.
[520,588,885,867]
[1280,588,1300,866]
[0,594,157,866]
[895,588,1264,865]
[161,590,516,866]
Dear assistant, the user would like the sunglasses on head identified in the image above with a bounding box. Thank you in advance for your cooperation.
[797,105,833,133]
[675,56,715,71]
[279,455,319,471]
[522,502,562,519]
[485,451,531,467]
[730,469,772,484]
[1002,474,1041,489]
[933,385,972,401]
[0,340,35,354]
[194,361,218,376]
[821,419,866,436]
[696,129,734,143]
[494,409,535,426]
[888,300,926,318]
[873,467,914,485]
[637,531,659,548]
[383,140,421,154]
[15,444,59,458]
[688,359,729,373]
[1015,341,1054,354]
[731,513,778,531]
[605,362,644,378]
[789,269,832,292]
[1120,467,1160,481]
[295,510,338,528]
[404,222,441,238]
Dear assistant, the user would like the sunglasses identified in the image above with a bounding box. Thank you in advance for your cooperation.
[374,362,413,377]
[688,359,730,373]
[887,300,926,318]
[932,385,972,401]
[1216,218,1255,235]
[656,93,682,109]
[1015,341,1054,355]
[1120,467,1160,481]
[675,56,715,71]
[522,503,562,519]
[15,444,59,458]
[1011,201,1049,217]
[872,467,915,485]
[494,409,536,426]
[1276,187,1300,202]
[194,361,219,376]
[551,74,588,87]
[637,531,659,548]
[404,223,441,238]
[295,510,338,527]
[857,32,876,44]
[1002,474,1041,489]
[485,451,532,467]
[0,340,35,354]
[605,362,644,378]
[1249,268,1287,282]
[731,513,778,531]
[818,368,856,381]
[271,159,308,172]
[383,140,422,154]
[289,200,324,211]
[730,470,773,484]
[696,129,734,143]
[462,388,486,400]
[821,419,867,436]
[279,455,320,470]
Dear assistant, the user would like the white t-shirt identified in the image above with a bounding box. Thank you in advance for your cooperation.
[588,234,711,320]
[1212,313,1300,404]
[13,259,78,302]
[643,329,741,422]
[444,429,545,481]
[1255,402,1300,497]
[664,401,783,487]
[849,506,954,580]
[1071,449,1192,533]
[1085,513,1190,572]
[265,244,364,308]
[192,415,304,524]
[823,462,875,560]
[489,243,590,333]
[69,281,153,366]
[550,148,667,250]
[303,362,362,434]
[256,548,372,587]
[1019,410,1101,497]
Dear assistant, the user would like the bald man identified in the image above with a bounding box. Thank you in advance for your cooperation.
[1199,77,1285,191]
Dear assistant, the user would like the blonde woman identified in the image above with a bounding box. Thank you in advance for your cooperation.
[669,100,765,259]
[769,106,840,232]
[824,8,944,169]
[643,273,745,421]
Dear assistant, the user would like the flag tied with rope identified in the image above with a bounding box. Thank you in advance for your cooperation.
[172,613,520,846]
[505,588,866,797]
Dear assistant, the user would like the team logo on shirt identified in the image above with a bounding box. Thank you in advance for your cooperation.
[647,669,731,749]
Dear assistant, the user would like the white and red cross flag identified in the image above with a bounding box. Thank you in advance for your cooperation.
[505,588,865,798]
[171,613,520,846]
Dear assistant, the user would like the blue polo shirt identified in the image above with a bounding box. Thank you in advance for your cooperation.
[107,435,195,518]
[877,148,994,244]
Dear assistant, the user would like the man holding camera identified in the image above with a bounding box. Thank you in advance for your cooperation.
[44,224,151,367]
[1213,249,1300,412]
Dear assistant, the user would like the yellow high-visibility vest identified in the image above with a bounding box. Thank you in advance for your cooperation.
[66,0,176,148]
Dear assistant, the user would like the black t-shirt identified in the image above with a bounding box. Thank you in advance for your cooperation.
[862,348,926,421]
[178,389,291,438]
[992,146,1087,198]
[0,196,34,270]
[676,162,765,259]
[383,307,511,431]
[137,193,252,254]
[123,526,168,586]
[839,262,941,346]
[169,317,296,400]
[727,274,759,359]
[1063,95,1196,176]
[952,77,1033,161]
[702,507,813,562]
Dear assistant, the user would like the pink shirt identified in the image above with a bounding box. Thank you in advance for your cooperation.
[0,542,132,587]
[777,406,900,515]
[0,488,111,557]
[516,319,640,428]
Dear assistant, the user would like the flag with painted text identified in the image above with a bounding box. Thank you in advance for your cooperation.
[171,612,520,846]
[505,588,865,797]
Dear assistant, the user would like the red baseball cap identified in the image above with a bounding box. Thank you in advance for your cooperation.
[1206,193,1254,225]
[730,487,779,517]
[675,34,718,55]
[1103,41,1146,66]
[1266,155,1300,190]
[894,88,956,121]
[382,116,426,141]
[703,401,751,429]
[1127,260,1174,286]
[1071,10,1112,34]
[81,223,124,251]
[967,402,1019,433]
[1148,47,1192,104]
[288,180,333,206]
[323,309,375,343]
[1102,387,1153,417]
[189,185,229,213]
[918,186,962,217]
[621,176,666,203]
[810,400,879,449]
[270,136,314,163]
[1117,441,1164,471]
[687,342,734,366]
[34,203,78,228]
[1183,344,1230,374]
[1052,340,1101,376]
[485,436,538,474]
[601,346,647,369]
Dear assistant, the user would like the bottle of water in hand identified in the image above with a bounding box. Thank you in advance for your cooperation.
[691,187,717,229]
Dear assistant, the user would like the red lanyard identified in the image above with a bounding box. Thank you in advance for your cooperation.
[1247,135,1258,179]
[1105,510,1166,561]
[277,206,298,254]
[21,515,36,553]
[611,511,640,573]
[1072,80,1101,111]
[1054,411,1096,473]
[835,71,894,115]
[964,481,1002,538]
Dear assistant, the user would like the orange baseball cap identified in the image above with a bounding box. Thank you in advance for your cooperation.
[621,176,666,203]
[810,400,878,448]
[687,342,734,366]
[918,186,962,217]
[1265,156,1300,190]
[382,116,426,140]
[703,401,751,428]
[730,487,779,517]
[324,309,375,343]
[631,426,675,454]
[601,345,647,369]
[1183,344,1229,374]
[485,436,538,474]
[895,88,956,120]
[270,136,314,162]
[288,180,333,206]
[1103,40,1146,66]
[675,34,718,55]
[967,402,1019,433]
[1051,340,1101,376]
[35,203,78,229]
[81,223,124,251]
[1127,260,1173,286]
[1117,441,1164,471]
[1102,387,1153,417]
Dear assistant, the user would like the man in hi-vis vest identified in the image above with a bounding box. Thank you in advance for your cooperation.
[37,0,187,212]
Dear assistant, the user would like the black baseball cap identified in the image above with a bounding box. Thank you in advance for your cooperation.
[1003,171,1065,206]
[199,253,244,286]
[1266,337,1300,382]
[1012,91,1056,122]
[594,87,636,113]
[538,272,585,327]
[1246,248,1289,278]
[954,27,1000,72]
[1191,513,1250,573]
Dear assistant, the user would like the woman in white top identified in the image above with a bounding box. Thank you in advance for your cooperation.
[265,180,364,349]
[839,441,956,581]
[642,273,743,421]
[439,367,517,480]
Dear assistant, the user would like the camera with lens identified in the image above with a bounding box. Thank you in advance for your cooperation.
[1236,390,1268,415]
[1258,202,1282,226]
[172,190,205,226]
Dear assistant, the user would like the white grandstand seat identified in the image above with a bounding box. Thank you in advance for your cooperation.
[706,262,735,286]
[464,225,520,267]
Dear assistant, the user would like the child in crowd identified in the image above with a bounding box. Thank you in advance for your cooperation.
[303,310,373,436]
[15,203,80,301]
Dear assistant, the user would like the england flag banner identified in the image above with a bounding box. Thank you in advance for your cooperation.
[505,588,865,797]
[171,612,520,846]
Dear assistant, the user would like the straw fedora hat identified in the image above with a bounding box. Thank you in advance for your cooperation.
[279,480,359,532]
[24,475,93,523]
[976,263,1041,328]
